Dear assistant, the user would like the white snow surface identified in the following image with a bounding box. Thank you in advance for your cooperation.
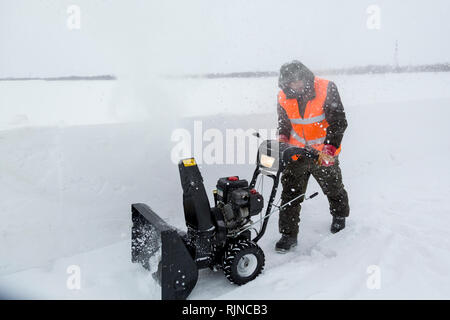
[1,72,450,299]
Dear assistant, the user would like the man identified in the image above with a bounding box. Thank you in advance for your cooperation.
[275,60,350,253]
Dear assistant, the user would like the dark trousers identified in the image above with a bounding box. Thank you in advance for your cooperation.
[279,156,349,236]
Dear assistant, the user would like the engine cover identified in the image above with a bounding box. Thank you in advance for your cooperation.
[215,176,264,232]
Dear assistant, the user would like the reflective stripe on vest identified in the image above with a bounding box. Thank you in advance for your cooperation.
[290,129,306,144]
[290,114,326,125]
[290,129,326,146]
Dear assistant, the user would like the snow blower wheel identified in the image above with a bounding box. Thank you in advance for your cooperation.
[223,240,265,285]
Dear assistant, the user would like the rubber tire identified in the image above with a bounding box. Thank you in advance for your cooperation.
[222,240,265,285]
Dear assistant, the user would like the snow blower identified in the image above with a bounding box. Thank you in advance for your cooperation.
[131,139,319,300]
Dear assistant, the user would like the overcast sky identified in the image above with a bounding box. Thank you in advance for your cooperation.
[1,0,449,77]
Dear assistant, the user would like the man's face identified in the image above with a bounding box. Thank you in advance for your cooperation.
[288,80,305,94]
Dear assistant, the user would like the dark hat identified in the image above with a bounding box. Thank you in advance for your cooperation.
[278,60,315,90]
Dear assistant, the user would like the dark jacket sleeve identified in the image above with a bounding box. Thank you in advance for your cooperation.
[323,81,348,148]
[277,102,292,138]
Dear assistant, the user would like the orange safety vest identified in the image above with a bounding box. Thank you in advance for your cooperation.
[278,77,342,155]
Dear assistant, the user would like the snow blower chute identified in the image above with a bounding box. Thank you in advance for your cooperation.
[131,139,319,300]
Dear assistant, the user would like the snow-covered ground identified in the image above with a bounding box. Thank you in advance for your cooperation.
[1,72,450,299]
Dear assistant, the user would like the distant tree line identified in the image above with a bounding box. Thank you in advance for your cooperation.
[1,63,449,81]
[188,63,450,79]
[0,75,116,81]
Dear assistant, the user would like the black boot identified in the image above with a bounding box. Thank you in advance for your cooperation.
[275,234,297,253]
[330,216,346,233]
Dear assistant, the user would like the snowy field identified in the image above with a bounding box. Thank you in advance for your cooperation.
[1,72,450,299]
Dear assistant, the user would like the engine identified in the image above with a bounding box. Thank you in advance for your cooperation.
[214,176,264,232]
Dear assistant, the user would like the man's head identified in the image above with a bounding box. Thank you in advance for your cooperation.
[278,60,315,97]
[287,79,305,92]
